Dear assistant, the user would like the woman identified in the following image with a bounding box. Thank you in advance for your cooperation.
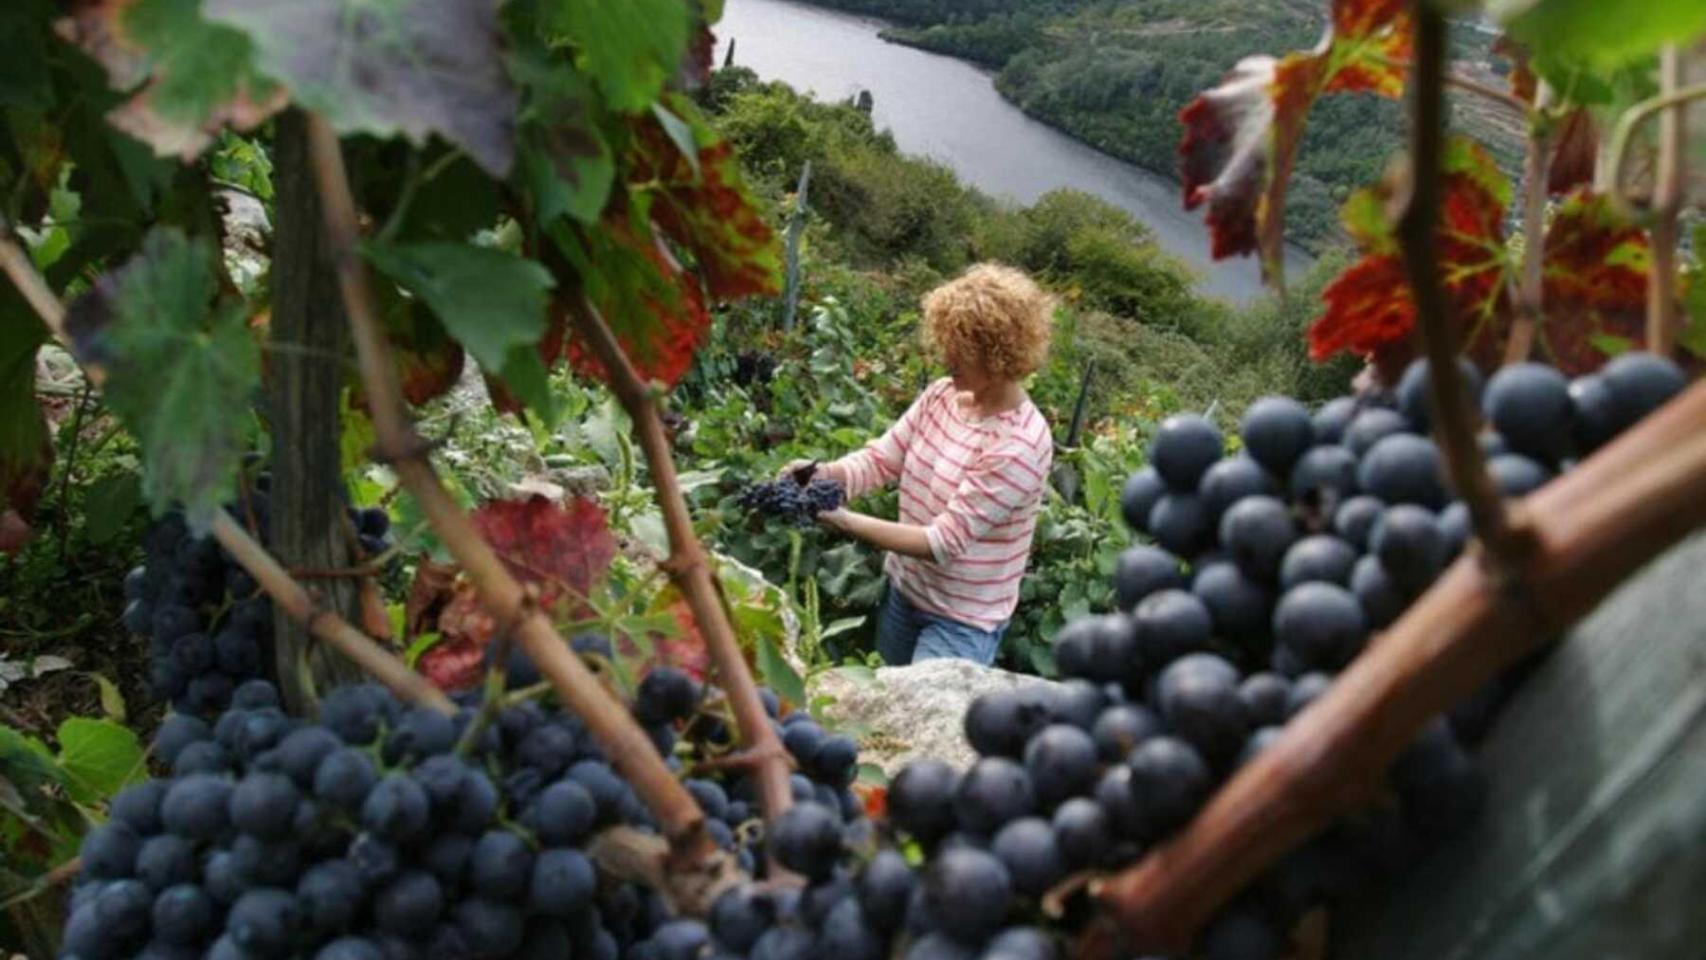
[792,263,1054,666]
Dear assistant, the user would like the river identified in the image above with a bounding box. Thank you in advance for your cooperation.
[716,0,1312,305]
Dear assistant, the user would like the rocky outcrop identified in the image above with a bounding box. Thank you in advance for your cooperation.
[810,658,1056,774]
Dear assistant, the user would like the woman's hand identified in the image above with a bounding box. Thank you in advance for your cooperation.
[815,507,849,532]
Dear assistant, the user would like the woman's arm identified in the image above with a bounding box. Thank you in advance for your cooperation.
[817,508,935,560]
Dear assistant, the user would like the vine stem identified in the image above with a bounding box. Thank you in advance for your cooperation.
[562,294,796,832]
[1084,378,1706,956]
[1646,46,1688,357]
[1606,81,1706,218]
[1397,6,1527,573]
[299,116,726,876]
[0,222,453,715]
[1502,85,1554,366]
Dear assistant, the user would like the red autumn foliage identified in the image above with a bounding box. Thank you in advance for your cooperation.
[627,101,783,303]
[415,496,619,692]
[1178,0,1410,284]
[1308,139,1651,379]
[566,218,711,389]
[1538,190,1651,374]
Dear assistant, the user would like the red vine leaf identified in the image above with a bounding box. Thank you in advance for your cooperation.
[560,215,711,389]
[404,559,458,641]
[1179,0,1411,286]
[419,583,492,693]
[1309,138,1513,373]
[1546,109,1599,196]
[630,96,783,302]
[56,0,285,160]
[417,497,618,692]
[471,496,617,621]
[1537,189,1650,374]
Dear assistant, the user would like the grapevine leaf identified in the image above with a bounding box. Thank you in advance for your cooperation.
[1536,189,1650,375]
[1179,0,1410,286]
[470,496,617,618]
[0,726,63,795]
[370,290,466,409]
[1309,138,1514,372]
[544,0,692,114]
[557,217,711,389]
[1546,108,1598,195]
[362,242,553,413]
[1493,0,1706,75]
[55,0,284,160]
[56,716,144,805]
[512,51,615,226]
[755,632,805,710]
[204,0,519,176]
[63,228,258,529]
[418,495,619,692]
[0,0,54,111]
[630,95,783,301]
[83,471,143,545]
[483,301,568,418]
[0,304,51,555]
[418,587,488,692]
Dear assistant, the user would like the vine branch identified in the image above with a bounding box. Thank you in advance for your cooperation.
[1607,81,1706,217]
[1502,84,1554,366]
[1084,375,1706,955]
[1646,45,1688,357]
[1397,5,1529,573]
[562,293,796,832]
[0,222,453,715]
[300,115,728,882]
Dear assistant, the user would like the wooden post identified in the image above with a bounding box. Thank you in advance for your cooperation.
[267,109,366,712]
[781,161,811,332]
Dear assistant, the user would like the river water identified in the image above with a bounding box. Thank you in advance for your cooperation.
[716,0,1312,304]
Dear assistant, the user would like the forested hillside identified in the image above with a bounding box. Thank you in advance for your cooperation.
[797,0,1518,251]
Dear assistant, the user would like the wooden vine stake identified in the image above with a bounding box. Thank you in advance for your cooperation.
[1083,6,1706,953]
[300,115,757,905]
[0,224,454,716]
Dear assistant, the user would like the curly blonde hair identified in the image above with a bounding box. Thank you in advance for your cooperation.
[921,263,1054,381]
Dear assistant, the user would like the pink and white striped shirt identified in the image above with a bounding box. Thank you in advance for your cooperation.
[830,378,1053,630]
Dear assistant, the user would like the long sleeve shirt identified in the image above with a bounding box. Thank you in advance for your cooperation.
[829,378,1053,630]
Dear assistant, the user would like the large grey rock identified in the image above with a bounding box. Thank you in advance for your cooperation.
[810,658,1056,774]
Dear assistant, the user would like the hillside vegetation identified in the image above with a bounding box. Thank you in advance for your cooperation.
[795,0,1517,251]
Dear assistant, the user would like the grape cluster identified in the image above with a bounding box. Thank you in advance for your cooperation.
[62,644,875,960]
[738,477,845,528]
[1116,352,1683,696]
[124,479,396,718]
[732,351,778,389]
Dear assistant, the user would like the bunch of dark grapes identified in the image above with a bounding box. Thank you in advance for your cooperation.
[739,477,845,528]
[62,641,877,960]
[732,351,778,389]
[124,477,396,718]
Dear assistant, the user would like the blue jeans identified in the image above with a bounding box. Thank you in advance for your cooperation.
[876,581,1009,666]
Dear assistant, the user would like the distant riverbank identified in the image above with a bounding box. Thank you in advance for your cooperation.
[716,0,1313,304]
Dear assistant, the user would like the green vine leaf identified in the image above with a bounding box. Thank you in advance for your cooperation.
[544,0,692,114]
[362,242,555,415]
[0,0,55,111]
[56,0,284,160]
[64,228,259,531]
[56,716,144,805]
[1493,0,1706,76]
[204,0,519,175]
[512,50,615,226]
